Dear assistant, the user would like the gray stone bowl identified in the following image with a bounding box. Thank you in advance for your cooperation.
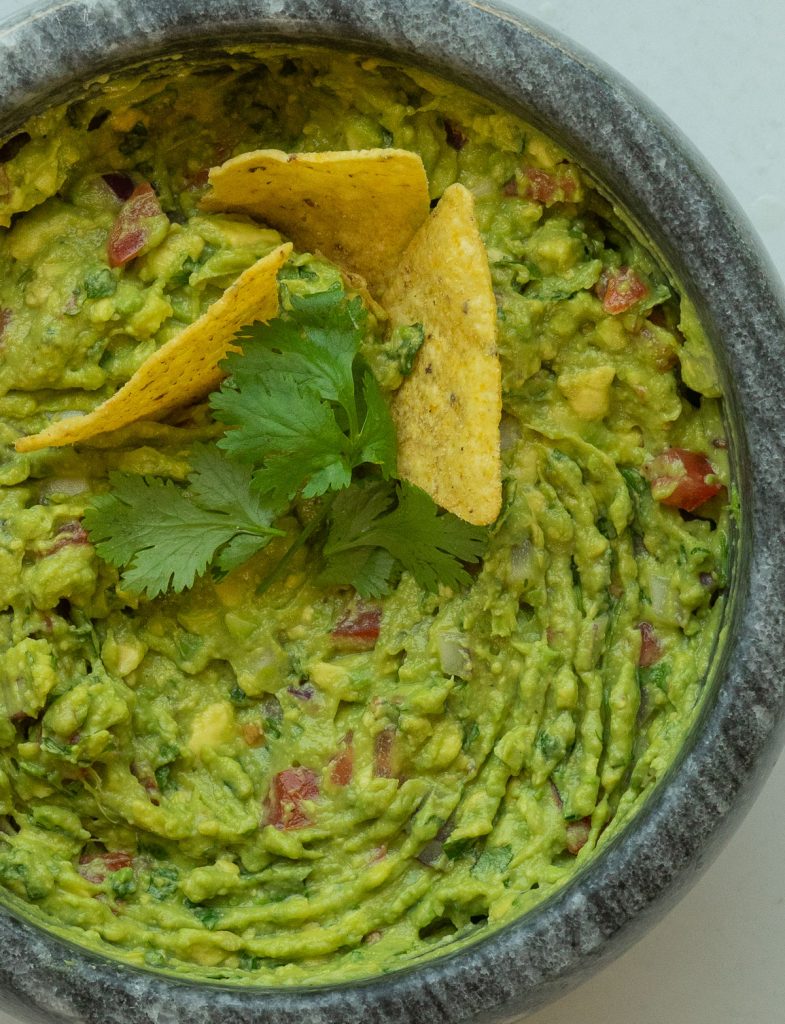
[1,1,784,1022]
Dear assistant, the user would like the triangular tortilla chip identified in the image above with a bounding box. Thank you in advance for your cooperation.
[16,243,292,452]
[201,149,429,297]
[382,183,501,526]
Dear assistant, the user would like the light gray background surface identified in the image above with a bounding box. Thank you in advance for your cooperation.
[0,1,783,1022]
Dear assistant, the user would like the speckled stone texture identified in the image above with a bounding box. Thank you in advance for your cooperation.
[1,1,784,1021]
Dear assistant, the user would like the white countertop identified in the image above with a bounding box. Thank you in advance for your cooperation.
[0,1,783,1022]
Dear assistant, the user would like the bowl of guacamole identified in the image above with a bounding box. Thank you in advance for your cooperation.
[0,1,784,1022]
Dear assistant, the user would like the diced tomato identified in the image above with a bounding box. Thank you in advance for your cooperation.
[94,851,133,872]
[329,745,354,786]
[331,606,381,651]
[637,621,663,667]
[78,850,134,883]
[329,731,354,786]
[561,173,577,200]
[107,183,163,267]
[373,726,396,779]
[566,816,592,855]
[131,764,161,806]
[596,266,649,314]
[43,520,91,557]
[646,448,723,512]
[267,767,319,830]
[523,167,557,204]
[551,783,592,852]
[501,176,518,197]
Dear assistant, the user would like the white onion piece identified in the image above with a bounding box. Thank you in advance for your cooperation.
[39,477,90,499]
[438,632,472,679]
[648,575,670,618]
[508,540,535,586]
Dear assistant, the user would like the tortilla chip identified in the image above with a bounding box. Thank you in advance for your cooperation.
[201,149,429,297]
[382,183,501,526]
[16,243,292,452]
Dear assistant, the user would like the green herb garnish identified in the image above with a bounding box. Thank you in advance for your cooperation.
[211,284,396,505]
[320,480,486,596]
[84,447,285,599]
[85,284,486,598]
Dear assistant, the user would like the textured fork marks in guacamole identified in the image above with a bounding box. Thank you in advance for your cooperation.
[0,49,729,985]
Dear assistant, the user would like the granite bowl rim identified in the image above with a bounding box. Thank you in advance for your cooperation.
[0,1,784,1022]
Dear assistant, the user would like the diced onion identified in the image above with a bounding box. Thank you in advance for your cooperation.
[39,477,90,500]
[438,633,472,679]
[508,540,535,586]
[499,413,521,452]
[649,575,670,618]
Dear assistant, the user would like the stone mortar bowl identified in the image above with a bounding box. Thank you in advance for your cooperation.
[1,1,784,1022]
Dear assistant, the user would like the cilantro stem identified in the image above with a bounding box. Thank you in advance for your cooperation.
[238,525,287,539]
[256,493,336,597]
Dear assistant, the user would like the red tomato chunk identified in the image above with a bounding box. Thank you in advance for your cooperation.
[48,520,90,553]
[646,448,723,512]
[267,767,319,830]
[373,726,396,779]
[331,606,381,651]
[78,851,134,883]
[107,183,163,267]
[329,744,354,786]
[523,167,557,204]
[597,266,648,314]
[637,621,663,667]
[566,816,592,855]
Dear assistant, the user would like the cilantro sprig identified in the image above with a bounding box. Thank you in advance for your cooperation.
[211,286,396,505]
[320,481,486,596]
[84,446,284,599]
[84,283,487,599]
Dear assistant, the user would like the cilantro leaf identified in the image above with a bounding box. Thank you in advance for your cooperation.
[230,286,364,427]
[83,449,284,598]
[187,444,277,521]
[212,374,353,505]
[321,481,487,595]
[356,372,397,477]
[211,285,396,505]
[86,284,483,602]
[318,546,398,599]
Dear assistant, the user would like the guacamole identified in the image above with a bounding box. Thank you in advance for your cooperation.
[0,50,730,983]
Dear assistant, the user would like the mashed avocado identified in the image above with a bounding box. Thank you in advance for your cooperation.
[0,50,730,982]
